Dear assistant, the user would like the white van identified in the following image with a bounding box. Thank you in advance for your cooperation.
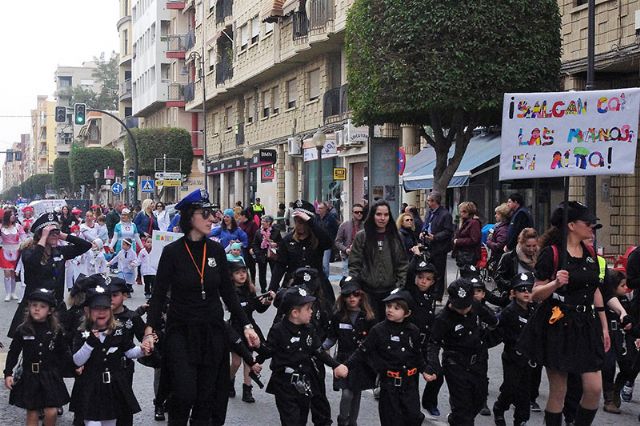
[29,199,68,218]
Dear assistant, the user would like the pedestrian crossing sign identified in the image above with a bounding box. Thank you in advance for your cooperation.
[141,179,155,193]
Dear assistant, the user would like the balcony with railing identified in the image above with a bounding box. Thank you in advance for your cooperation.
[235,122,245,145]
[215,0,233,25]
[167,83,186,107]
[119,79,132,100]
[162,31,195,59]
[309,0,334,30]
[167,0,186,9]
[323,84,350,124]
[215,56,234,86]
[293,11,309,41]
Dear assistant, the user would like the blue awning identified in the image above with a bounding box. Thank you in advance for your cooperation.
[402,133,502,191]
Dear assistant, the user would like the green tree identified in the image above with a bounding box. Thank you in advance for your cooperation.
[53,157,72,192]
[346,0,562,196]
[64,51,119,110]
[68,147,124,188]
[124,128,193,176]
[7,174,54,199]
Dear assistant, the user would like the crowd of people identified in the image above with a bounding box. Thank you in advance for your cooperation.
[0,189,637,426]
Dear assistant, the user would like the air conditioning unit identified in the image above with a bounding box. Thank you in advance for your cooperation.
[288,137,302,155]
[636,10,640,36]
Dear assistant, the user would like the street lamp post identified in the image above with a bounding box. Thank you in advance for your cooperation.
[312,127,326,203]
[188,52,208,194]
[93,169,100,205]
[243,146,253,207]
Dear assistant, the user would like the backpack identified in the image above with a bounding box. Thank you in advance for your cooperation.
[549,244,604,282]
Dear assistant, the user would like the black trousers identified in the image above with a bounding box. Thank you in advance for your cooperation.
[430,253,447,301]
[379,377,424,426]
[309,363,332,425]
[274,388,311,426]
[244,253,257,284]
[529,363,542,402]
[494,353,532,423]
[257,260,274,292]
[443,360,487,426]
[143,274,155,296]
[421,372,444,409]
[164,328,229,426]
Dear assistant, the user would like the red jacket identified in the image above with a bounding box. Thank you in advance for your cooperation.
[454,217,482,259]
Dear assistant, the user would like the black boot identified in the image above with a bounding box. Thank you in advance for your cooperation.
[229,377,236,398]
[154,399,166,421]
[573,406,597,426]
[336,415,349,426]
[544,411,562,426]
[242,383,256,403]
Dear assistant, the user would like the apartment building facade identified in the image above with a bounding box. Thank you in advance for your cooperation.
[29,96,57,175]
[560,0,640,254]
[176,0,413,216]
[53,63,102,157]
[128,0,205,201]
[3,141,26,191]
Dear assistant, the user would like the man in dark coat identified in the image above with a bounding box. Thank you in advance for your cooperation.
[505,193,534,252]
[420,191,454,301]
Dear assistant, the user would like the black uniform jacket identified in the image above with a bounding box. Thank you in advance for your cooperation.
[349,319,427,375]
[257,318,339,395]
[407,287,437,352]
[268,218,333,292]
[4,322,72,378]
[427,302,498,376]
[326,311,376,362]
[9,236,92,338]
[147,236,250,330]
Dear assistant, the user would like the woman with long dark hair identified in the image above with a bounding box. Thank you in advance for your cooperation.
[8,212,92,338]
[59,206,76,235]
[145,190,259,425]
[349,200,408,321]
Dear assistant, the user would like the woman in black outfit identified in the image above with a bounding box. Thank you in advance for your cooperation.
[251,215,282,293]
[8,212,92,338]
[520,201,628,426]
[144,189,259,426]
[58,206,77,235]
[268,200,335,304]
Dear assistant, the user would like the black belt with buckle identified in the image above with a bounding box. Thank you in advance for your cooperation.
[610,320,619,331]
[31,363,40,374]
[102,371,111,384]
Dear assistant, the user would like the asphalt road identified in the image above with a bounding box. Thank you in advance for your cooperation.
[0,261,638,425]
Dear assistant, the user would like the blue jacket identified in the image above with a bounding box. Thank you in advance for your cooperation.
[134,211,159,236]
[209,226,248,250]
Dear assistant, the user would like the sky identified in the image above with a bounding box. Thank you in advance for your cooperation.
[0,1,119,149]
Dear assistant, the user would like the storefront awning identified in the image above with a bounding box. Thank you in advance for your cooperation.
[402,133,502,191]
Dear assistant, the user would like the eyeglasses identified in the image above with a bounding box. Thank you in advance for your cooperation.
[49,230,61,236]
[515,287,533,293]
[346,291,362,297]
[195,209,214,219]
[352,211,363,215]
[404,218,413,222]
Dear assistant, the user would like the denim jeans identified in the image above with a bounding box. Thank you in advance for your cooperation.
[322,249,332,277]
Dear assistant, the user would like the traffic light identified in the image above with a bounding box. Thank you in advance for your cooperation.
[127,169,135,188]
[54,106,67,123]
[74,103,87,125]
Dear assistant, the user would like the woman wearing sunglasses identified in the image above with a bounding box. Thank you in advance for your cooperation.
[145,189,259,425]
[155,202,171,232]
[8,212,91,338]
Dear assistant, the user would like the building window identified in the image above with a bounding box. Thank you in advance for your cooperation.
[209,0,215,11]
[308,68,320,101]
[246,97,255,124]
[272,86,280,114]
[265,21,274,35]
[208,47,215,72]
[286,79,297,109]
[240,23,249,51]
[211,113,218,133]
[251,16,260,44]
[576,0,588,5]
[262,90,271,118]
[225,106,233,130]
[58,76,72,89]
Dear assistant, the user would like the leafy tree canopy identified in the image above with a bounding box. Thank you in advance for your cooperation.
[124,128,194,177]
[64,51,119,110]
[53,157,72,191]
[68,147,124,187]
[346,0,562,194]
[2,174,53,200]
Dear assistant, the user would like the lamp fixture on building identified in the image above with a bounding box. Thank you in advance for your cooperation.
[93,169,100,205]
[312,127,326,203]
[243,146,253,206]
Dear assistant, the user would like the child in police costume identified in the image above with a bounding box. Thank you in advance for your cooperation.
[322,276,377,426]
[70,285,149,425]
[349,288,432,426]
[492,272,537,426]
[227,259,271,402]
[4,288,72,426]
[426,278,498,426]
[257,286,348,426]
[404,259,443,416]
